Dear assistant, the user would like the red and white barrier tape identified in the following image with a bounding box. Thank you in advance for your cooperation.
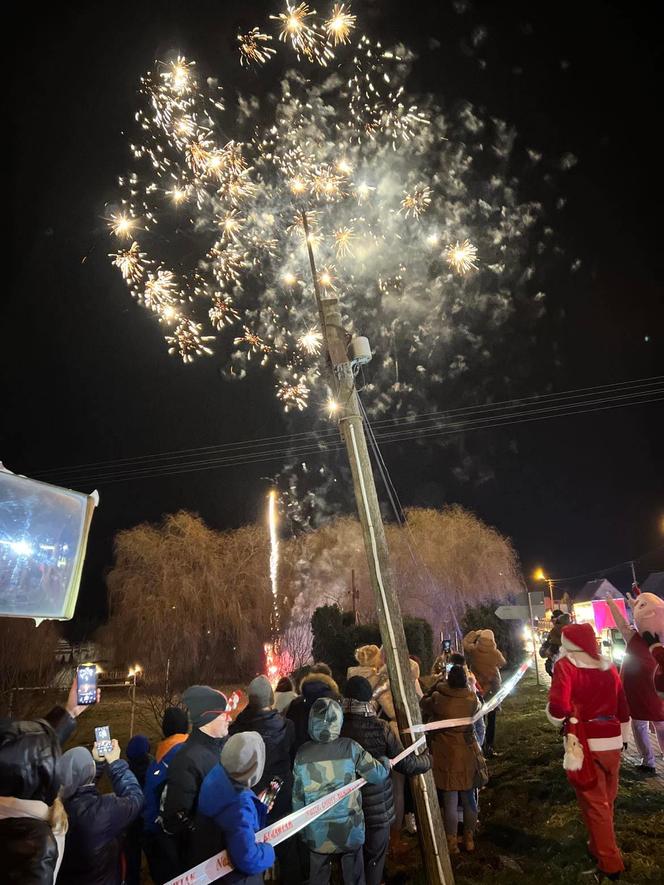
[163,735,427,885]
[404,661,530,735]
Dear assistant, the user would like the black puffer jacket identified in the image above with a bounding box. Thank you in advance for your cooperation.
[340,700,431,828]
[161,727,227,871]
[287,673,340,751]
[230,706,295,821]
[0,706,77,884]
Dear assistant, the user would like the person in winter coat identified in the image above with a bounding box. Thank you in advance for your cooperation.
[422,665,484,855]
[463,630,506,757]
[293,697,390,885]
[142,707,189,885]
[198,732,275,883]
[123,735,152,885]
[274,677,298,715]
[606,593,664,774]
[162,685,231,874]
[372,656,423,836]
[546,623,631,881]
[539,611,571,677]
[287,663,340,751]
[340,676,432,885]
[57,740,144,885]
[346,644,383,685]
[230,675,299,883]
[0,674,95,884]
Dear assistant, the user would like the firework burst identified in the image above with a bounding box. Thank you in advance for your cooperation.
[238,28,277,66]
[445,239,479,275]
[325,3,356,46]
[110,241,146,284]
[109,3,560,425]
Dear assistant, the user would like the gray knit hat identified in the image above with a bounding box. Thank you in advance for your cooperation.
[57,746,96,800]
[220,732,266,788]
[248,675,274,708]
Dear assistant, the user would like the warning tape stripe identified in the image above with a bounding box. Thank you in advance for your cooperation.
[404,662,530,735]
[163,736,427,885]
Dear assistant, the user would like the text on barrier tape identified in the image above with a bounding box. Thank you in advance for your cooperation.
[163,735,427,885]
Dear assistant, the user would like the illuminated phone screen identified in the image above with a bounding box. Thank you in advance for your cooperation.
[76,665,97,705]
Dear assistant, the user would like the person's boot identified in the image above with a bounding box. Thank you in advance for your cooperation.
[463,831,475,852]
[446,834,460,855]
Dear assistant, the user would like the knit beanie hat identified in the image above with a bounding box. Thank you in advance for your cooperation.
[58,746,96,800]
[162,706,189,738]
[182,685,228,728]
[248,675,275,708]
[561,623,600,659]
[126,734,150,760]
[345,675,373,702]
[220,732,265,788]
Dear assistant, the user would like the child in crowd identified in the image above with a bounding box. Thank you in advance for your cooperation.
[293,697,390,885]
[198,731,275,884]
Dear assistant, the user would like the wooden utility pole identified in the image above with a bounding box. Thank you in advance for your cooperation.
[302,213,453,885]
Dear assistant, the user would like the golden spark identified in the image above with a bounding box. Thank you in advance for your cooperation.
[334,226,355,258]
[238,28,277,67]
[324,3,356,46]
[445,239,479,275]
[401,184,432,219]
[109,212,137,238]
[297,329,323,355]
[109,241,146,284]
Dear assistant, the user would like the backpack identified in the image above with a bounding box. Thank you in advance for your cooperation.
[142,743,184,833]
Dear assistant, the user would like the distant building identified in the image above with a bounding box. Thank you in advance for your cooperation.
[574,579,623,603]
[641,571,664,598]
[54,638,101,665]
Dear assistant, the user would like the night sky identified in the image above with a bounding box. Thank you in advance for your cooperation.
[6,1,663,636]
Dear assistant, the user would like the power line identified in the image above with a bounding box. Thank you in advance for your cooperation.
[40,387,663,487]
[30,374,664,479]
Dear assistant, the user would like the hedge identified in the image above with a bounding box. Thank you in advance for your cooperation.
[310,605,434,685]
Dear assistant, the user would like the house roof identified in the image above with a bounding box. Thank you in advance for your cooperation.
[574,578,623,603]
[641,571,664,598]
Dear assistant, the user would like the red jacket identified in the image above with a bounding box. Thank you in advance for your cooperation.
[546,650,631,751]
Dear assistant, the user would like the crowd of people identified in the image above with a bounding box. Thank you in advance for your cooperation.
[1,599,662,885]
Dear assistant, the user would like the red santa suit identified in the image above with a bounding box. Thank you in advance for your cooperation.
[546,623,630,878]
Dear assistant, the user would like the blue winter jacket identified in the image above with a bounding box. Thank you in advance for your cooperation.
[59,759,144,885]
[198,764,275,881]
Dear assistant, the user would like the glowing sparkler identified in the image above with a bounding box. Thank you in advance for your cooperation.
[270,3,333,66]
[238,28,277,67]
[445,239,479,275]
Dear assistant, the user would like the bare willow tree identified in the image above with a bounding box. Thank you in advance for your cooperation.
[103,511,294,689]
[0,619,60,715]
[288,506,523,641]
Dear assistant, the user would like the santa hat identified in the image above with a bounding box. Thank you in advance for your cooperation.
[561,623,599,659]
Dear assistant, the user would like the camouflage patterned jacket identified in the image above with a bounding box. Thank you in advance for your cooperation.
[292,698,390,854]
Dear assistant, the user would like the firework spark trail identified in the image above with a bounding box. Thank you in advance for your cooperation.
[108,2,565,518]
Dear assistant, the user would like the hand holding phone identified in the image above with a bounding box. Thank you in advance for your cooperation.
[258,776,283,813]
[95,726,113,757]
[93,738,120,765]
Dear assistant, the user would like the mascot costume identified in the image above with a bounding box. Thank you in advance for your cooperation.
[606,590,664,772]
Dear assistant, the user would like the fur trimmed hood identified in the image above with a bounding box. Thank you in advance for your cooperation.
[300,671,339,696]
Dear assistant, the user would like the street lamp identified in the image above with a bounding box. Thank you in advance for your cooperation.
[534,567,555,611]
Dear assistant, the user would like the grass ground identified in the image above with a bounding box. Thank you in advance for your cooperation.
[387,672,664,884]
[13,674,663,883]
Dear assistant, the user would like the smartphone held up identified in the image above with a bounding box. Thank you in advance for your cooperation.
[95,725,112,757]
[76,664,97,706]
